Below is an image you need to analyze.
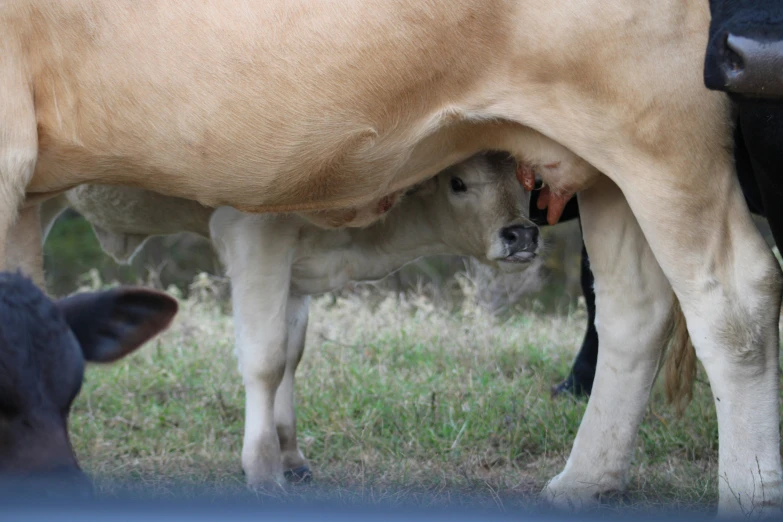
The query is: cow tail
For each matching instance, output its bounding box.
[663,295,697,417]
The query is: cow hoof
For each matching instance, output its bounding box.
[284,466,312,485]
[542,475,624,512]
[541,486,598,512]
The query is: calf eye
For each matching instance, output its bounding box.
[450,177,467,193]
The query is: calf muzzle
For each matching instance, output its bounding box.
[500,225,539,255]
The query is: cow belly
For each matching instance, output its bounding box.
[19,0,509,216]
[28,125,415,215]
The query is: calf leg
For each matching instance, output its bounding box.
[210,207,299,488]
[543,176,674,508]
[275,294,311,483]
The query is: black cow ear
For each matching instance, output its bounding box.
[55,287,178,363]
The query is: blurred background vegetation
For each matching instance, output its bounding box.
[43,208,775,315]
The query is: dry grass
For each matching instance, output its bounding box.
[66,272,783,515]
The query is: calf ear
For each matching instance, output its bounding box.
[55,287,178,363]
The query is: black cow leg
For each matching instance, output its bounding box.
[528,190,599,399]
[551,241,598,398]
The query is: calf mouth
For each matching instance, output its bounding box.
[500,251,537,263]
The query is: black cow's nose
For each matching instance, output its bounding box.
[704,32,783,98]
[500,225,539,254]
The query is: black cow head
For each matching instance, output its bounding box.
[0,272,177,497]
[704,0,783,99]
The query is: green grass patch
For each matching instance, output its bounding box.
[67,284,782,513]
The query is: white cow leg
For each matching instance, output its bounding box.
[275,294,310,483]
[543,176,673,509]
[210,208,298,488]
[617,159,783,517]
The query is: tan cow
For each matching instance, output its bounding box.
[41,152,538,486]
[2,1,780,515]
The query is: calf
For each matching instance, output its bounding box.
[0,271,177,495]
[42,152,538,486]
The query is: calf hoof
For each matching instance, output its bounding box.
[284,466,312,485]
[242,466,287,492]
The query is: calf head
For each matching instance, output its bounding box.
[0,272,177,496]
[419,151,539,267]
[704,0,783,99]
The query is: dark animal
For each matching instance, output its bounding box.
[0,272,178,495]
[703,0,783,255]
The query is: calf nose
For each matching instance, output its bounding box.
[500,225,539,254]
[704,33,783,97]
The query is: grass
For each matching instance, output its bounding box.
[67,273,777,514]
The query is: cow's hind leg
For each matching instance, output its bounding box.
[556,148,783,515]
[276,294,311,484]
[621,154,783,516]
[210,207,299,488]
[543,176,673,508]
[0,48,37,271]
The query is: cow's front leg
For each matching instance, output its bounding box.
[210,207,298,488]
[543,176,673,508]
